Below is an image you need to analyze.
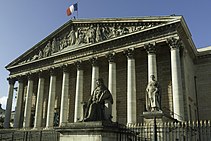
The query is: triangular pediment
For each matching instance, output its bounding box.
[6,16,183,69]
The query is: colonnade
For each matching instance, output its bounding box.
[3,38,185,129]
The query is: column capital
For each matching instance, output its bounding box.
[144,43,156,54]
[7,78,15,85]
[17,76,24,83]
[38,70,45,78]
[26,73,35,80]
[106,52,116,62]
[74,61,83,70]
[124,48,135,59]
[167,37,182,50]
[62,64,70,73]
[89,57,98,66]
[49,67,56,76]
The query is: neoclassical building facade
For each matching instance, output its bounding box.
[3,16,211,129]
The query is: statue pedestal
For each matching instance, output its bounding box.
[56,121,135,141]
[142,110,176,123]
[143,110,164,118]
[142,110,176,140]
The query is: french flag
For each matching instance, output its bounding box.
[66,3,78,16]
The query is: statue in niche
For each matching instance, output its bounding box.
[85,24,96,43]
[43,41,52,57]
[76,28,84,45]
[67,26,76,46]
[95,24,103,42]
[83,78,113,122]
[146,75,161,112]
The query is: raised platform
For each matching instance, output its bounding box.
[56,121,135,141]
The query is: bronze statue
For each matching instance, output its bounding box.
[84,78,113,122]
[146,75,161,112]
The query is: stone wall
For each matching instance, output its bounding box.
[196,56,211,120]
[182,50,197,121]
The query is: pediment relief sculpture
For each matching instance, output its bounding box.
[18,22,162,65]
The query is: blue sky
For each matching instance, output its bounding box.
[0,0,211,109]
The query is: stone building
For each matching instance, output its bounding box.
[3,16,211,129]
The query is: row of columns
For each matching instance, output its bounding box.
[4,37,185,128]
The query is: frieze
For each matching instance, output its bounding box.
[18,22,162,65]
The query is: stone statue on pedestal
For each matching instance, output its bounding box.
[146,75,161,112]
[83,78,113,122]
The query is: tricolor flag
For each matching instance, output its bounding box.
[66,3,78,16]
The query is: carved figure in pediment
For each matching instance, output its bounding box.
[38,50,43,59]
[109,26,117,38]
[136,25,146,30]
[67,26,76,46]
[101,27,109,40]
[51,38,58,53]
[76,28,84,45]
[85,24,96,43]
[43,41,52,57]
[123,27,129,34]
[95,24,103,42]
[31,54,38,61]
[59,36,68,50]
[128,26,136,32]
[116,26,124,36]
[116,26,129,36]
[64,36,68,48]
[27,58,31,62]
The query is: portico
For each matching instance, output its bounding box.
[4,16,194,129]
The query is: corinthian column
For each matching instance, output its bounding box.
[34,73,45,129]
[107,52,117,122]
[3,78,15,128]
[46,69,57,128]
[167,37,184,121]
[74,61,84,122]
[14,78,24,128]
[60,66,70,126]
[90,57,99,93]
[145,43,157,81]
[23,75,34,128]
[125,48,137,124]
